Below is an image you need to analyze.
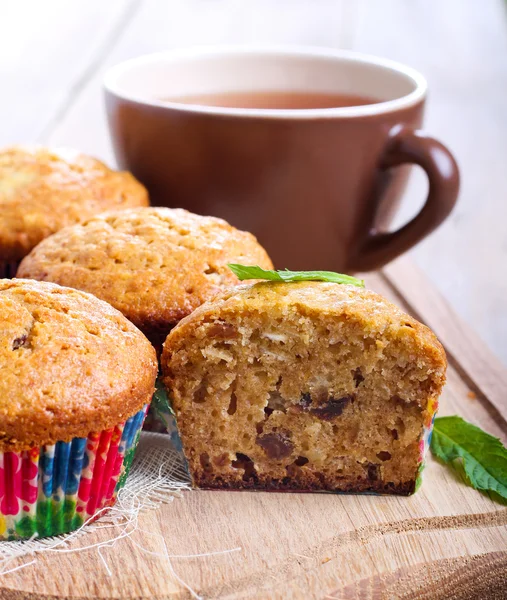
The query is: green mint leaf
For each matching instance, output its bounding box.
[227,264,364,287]
[430,415,507,500]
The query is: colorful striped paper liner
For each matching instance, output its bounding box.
[0,261,21,279]
[0,405,147,540]
[415,395,439,492]
[143,380,183,452]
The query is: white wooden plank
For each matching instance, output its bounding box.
[0,0,140,144]
[352,0,507,366]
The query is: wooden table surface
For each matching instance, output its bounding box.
[1,264,506,600]
[1,0,506,365]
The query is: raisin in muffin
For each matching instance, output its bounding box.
[0,279,157,539]
[161,281,446,495]
[18,207,273,348]
[0,146,148,277]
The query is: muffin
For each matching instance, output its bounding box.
[161,281,446,495]
[18,207,273,436]
[0,146,148,277]
[17,207,273,349]
[0,279,157,539]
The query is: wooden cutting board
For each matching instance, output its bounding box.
[1,258,506,600]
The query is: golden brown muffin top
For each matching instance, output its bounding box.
[0,279,157,452]
[18,207,274,340]
[0,146,149,262]
[162,281,447,381]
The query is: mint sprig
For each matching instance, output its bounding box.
[430,416,507,500]
[228,264,364,287]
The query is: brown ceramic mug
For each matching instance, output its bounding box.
[104,47,459,271]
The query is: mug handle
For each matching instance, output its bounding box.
[348,125,460,272]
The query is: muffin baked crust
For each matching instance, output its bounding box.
[0,279,157,452]
[162,282,446,495]
[18,207,273,342]
[0,146,149,263]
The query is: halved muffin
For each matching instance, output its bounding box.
[161,281,446,495]
[0,146,148,277]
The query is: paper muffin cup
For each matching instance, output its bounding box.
[0,405,147,540]
[0,261,21,279]
[143,380,183,452]
[414,396,439,492]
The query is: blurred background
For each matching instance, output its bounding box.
[1,0,505,363]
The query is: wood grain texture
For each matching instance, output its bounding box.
[0,271,505,600]
[329,552,507,600]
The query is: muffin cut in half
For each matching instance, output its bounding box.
[161,281,446,495]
